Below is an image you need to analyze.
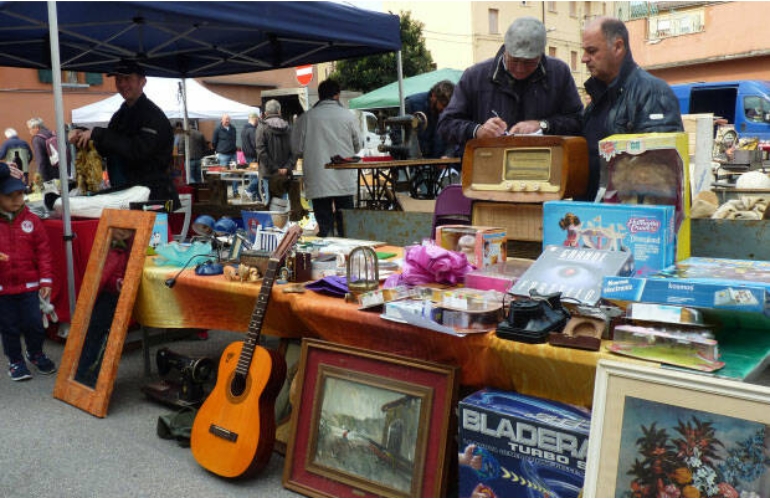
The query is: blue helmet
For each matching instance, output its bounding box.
[192,215,216,236]
[214,217,238,235]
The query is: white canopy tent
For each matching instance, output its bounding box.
[72,77,258,126]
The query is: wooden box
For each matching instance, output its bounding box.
[471,202,543,242]
[461,135,589,203]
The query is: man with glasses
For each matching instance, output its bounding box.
[437,17,582,151]
[581,17,683,202]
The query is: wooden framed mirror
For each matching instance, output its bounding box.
[53,208,155,417]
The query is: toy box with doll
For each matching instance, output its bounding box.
[458,388,591,498]
[435,225,506,268]
[598,132,690,261]
[543,200,676,277]
[601,256,770,314]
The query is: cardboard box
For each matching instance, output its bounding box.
[610,324,723,372]
[510,245,634,306]
[599,132,690,261]
[459,389,591,498]
[602,276,768,314]
[436,225,507,268]
[543,200,676,277]
[465,259,533,292]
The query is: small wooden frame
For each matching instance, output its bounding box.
[283,339,458,497]
[53,208,155,417]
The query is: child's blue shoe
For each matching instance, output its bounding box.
[26,351,57,375]
[9,361,32,381]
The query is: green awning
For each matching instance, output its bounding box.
[349,68,464,110]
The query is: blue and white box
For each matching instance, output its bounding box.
[543,201,676,277]
[459,389,591,498]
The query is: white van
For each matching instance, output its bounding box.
[351,109,391,157]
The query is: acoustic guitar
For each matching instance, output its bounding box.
[191,225,302,479]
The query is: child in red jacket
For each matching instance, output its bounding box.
[0,162,57,381]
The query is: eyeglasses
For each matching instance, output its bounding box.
[504,52,540,70]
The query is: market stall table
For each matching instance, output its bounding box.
[326,158,461,211]
[134,254,624,408]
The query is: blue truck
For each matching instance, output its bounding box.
[671,80,770,140]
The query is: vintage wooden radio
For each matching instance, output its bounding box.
[461,136,589,245]
[461,135,589,202]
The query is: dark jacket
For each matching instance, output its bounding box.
[437,46,583,150]
[212,123,237,155]
[581,52,684,201]
[256,115,294,178]
[0,205,53,296]
[31,128,56,181]
[405,91,453,158]
[91,93,179,208]
[240,121,257,160]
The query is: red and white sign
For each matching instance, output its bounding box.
[295,65,313,87]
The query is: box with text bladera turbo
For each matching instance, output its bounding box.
[458,389,591,498]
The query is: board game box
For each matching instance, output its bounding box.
[543,200,676,277]
[510,245,634,306]
[601,256,770,314]
[459,389,591,498]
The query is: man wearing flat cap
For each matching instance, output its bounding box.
[438,17,583,149]
[69,60,179,209]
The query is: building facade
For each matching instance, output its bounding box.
[382,1,613,100]
[621,1,770,84]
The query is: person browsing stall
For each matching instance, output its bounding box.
[254,99,294,206]
[27,118,61,183]
[406,80,456,159]
[291,79,360,237]
[580,16,683,201]
[212,113,239,198]
[68,61,180,209]
[437,17,583,150]
[0,162,57,381]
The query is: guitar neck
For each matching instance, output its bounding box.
[236,258,280,377]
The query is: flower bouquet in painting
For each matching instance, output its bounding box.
[619,398,770,498]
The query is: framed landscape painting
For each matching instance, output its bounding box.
[283,339,458,497]
[584,359,770,498]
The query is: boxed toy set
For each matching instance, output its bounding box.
[435,225,506,268]
[602,256,770,314]
[510,245,634,306]
[458,388,591,498]
[598,132,691,261]
[542,200,676,277]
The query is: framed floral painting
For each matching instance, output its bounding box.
[584,359,770,498]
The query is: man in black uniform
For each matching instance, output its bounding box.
[69,60,179,209]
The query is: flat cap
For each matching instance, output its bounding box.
[504,17,546,59]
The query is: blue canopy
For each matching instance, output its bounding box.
[0,1,401,77]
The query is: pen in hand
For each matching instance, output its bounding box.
[490,110,509,135]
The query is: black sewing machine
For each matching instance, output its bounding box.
[378,113,427,160]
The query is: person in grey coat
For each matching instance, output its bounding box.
[292,79,360,237]
[437,17,583,154]
[581,16,683,201]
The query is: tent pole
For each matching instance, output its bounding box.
[397,50,405,116]
[180,79,191,184]
[47,0,76,316]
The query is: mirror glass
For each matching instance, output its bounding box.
[53,209,155,417]
[73,227,134,387]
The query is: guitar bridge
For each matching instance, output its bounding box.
[209,424,238,442]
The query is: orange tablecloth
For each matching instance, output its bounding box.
[134,256,619,407]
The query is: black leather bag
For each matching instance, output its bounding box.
[496,290,570,344]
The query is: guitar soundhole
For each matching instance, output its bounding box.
[230,373,247,397]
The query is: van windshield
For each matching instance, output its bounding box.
[744,96,770,123]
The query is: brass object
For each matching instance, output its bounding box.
[346,246,379,295]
